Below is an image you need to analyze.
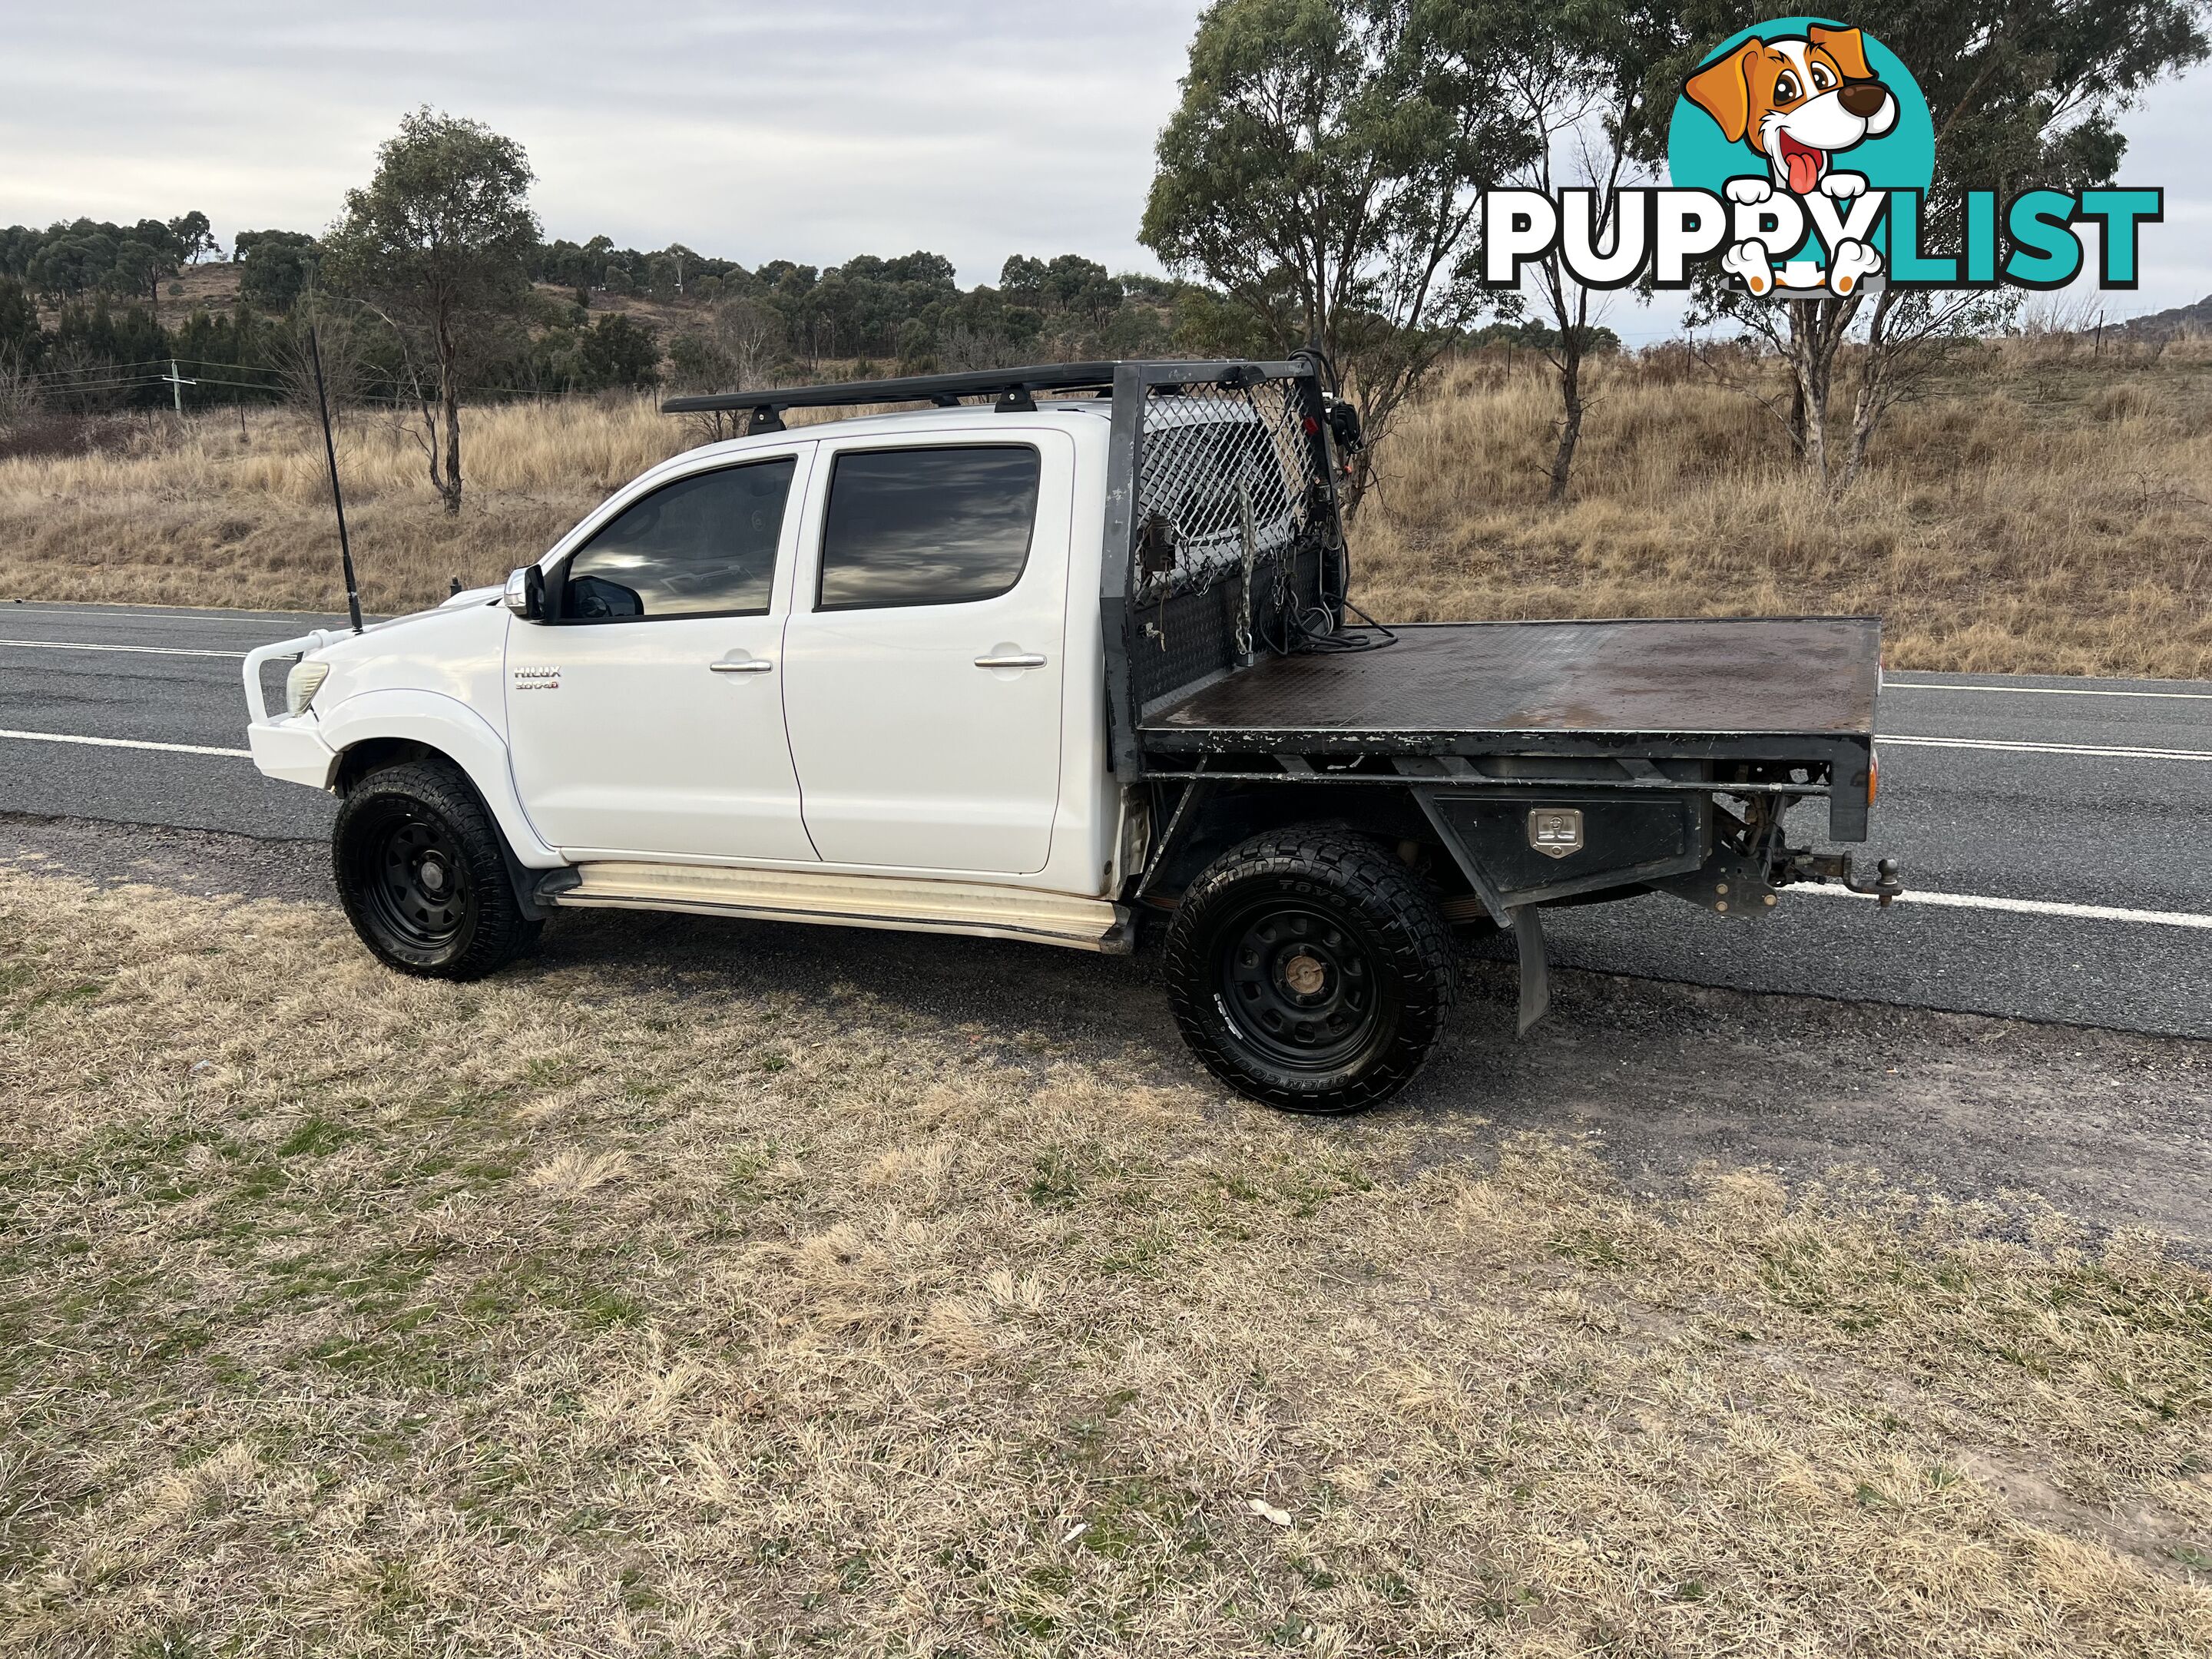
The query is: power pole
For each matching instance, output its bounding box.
[163,359,197,415]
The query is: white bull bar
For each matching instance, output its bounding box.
[240,630,349,724]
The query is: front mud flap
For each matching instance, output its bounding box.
[1512,907,1549,1035]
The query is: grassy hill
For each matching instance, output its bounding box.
[2121,293,2212,342]
[0,333,2206,679]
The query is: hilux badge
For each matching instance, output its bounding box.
[1529,807,1584,859]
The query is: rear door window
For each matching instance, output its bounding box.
[561,456,796,621]
[816,445,1041,611]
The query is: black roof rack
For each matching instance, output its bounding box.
[659,358,1313,432]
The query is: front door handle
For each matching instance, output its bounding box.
[974,653,1047,670]
[710,657,774,674]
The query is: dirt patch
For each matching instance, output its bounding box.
[0,813,335,905]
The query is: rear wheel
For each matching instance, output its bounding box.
[333,760,541,979]
[1164,829,1454,1113]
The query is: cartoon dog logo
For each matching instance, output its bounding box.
[1683,24,1899,294]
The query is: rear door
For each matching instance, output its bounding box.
[779,432,1074,874]
[506,445,819,861]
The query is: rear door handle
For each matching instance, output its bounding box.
[974,653,1047,670]
[710,657,774,674]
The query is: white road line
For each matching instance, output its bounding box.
[1887,681,2212,702]
[1881,733,2212,762]
[5,605,342,624]
[0,637,246,659]
[0,722,2202,935]
[1796,883,2212,930]
[0,727,252,759]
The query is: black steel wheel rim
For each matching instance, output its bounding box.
[360,808,471,951]
[1214,898,1382,1071]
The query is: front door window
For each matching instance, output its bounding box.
[505,451,818,863]
[562,457,795,621]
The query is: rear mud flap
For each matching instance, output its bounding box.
[1512,907,1549,1035]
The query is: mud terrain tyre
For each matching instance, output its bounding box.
[333,759,541,979]
[1164,829,1455,1113]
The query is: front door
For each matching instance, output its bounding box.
[507,445,820,862]
[780,433,1073,874]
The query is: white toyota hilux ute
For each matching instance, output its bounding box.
[245,358,1899,1114]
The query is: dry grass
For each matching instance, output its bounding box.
[2,866,2210,1654]
[0,336,2208,674]
[1357,339,2212,680]
[0,398,689,617]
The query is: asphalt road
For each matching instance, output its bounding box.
[2,599,2207,1038]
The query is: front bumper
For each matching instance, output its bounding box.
[247,716,339,788]
[241,629,350,787]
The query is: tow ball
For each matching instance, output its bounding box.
[1846,857,1906,907]
[1789,852,1907,907]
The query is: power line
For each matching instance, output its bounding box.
[19,363,666,408]
[22,377,166,395]
[169,357,284,379]
[26,358,174,383]
[178,373,293,394]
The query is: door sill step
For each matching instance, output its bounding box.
[544,861,1132,954]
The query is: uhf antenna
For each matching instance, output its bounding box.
[306,316,364,634]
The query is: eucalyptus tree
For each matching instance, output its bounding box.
[1417,0,1678,500]
[1142,0,1541,502]
[323,108,540,515]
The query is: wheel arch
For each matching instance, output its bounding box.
[1141,781,1446,902]
[319,689,564,870]
[334,736,436,792]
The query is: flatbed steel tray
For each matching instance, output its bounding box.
[1137,618,1882,759]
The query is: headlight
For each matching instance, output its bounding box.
[286,660,331,715]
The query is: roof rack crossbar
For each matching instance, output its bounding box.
[658,359,1313,417]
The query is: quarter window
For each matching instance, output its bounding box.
[561,457,796,621]
[817,445,1040,611]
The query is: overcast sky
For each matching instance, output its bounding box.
[5,2,2207,343]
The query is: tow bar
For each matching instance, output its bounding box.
[1786,851,1908,907]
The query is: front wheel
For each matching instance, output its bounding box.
[333,760,541,979]
[1163,830,1455,1113]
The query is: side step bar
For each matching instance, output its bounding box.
[543,861,1134,955]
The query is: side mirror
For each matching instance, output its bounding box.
[504,565,547,621]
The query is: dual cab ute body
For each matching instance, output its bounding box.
[245,358,1896,1110]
